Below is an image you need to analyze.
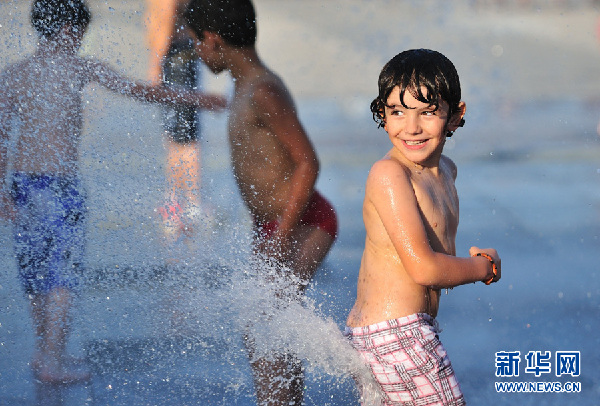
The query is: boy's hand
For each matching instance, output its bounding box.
[470,246,501,284]
[196,93,228,111]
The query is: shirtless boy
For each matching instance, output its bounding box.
[185,1,338,404]
[0,0,224,384]
[346,49,501,405]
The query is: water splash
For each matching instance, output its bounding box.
[163,240,384,405]
[75,223,383,405]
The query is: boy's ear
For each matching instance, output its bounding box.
[378,108,387,129]
[447,101,466,131]
[375,100,387,129]
[203,31,225,50]
[58,24,85,44]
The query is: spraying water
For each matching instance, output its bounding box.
[74,224,383,405]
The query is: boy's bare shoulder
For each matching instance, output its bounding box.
[366,155,413,196]
[440,154,458,180]
[0,58,39,98]
[249,71,294,110]
[1,53,95,82]
[371,154,413,176]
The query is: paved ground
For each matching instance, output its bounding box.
[0,1,599,404]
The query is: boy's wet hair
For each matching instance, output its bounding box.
[370,49,464,134]
[31,0,91,39]
[185,0,257,48]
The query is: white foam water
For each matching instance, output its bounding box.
[159,234,384,405]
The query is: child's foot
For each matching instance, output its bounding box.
[156,199,187,242]
[32,354,91,384]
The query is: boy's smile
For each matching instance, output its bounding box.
[383,86,461,168]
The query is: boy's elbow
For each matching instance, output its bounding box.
[410,272,437,287]
[299,159,319,182]
[405,259,444,287]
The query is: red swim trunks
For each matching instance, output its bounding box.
[255,190,338,240]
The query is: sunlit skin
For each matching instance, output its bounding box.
[145,0,182,86]
[193,31,331,265]
[192,30,335,406]
[347,86,501,327]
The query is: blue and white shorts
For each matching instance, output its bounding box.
[11,173,86,294]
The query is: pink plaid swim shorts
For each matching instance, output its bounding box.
[345,313,466,405]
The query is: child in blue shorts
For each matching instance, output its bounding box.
[0,0,225,384]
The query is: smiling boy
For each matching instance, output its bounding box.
[345,49,501,405]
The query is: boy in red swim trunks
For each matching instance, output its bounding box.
[346,49,501,405]
[185,1,337,404]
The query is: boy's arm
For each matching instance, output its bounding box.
[144,0,178,84]
[252,82,319,243]
[87,59,226,110]
[368,159,499,288]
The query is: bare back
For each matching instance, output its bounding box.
[0,51,91,175]
[347,153,459,327]
[228,68,313,223]
[0,47,150,176]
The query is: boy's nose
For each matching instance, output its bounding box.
[405,115,421,134]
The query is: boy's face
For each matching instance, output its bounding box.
[191,31,227,74]
[383,86,464,167]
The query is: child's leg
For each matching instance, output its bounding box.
[249,227,334,405]
[165,139,201,212]
[32,287,90,383]
[245,335,304,406]
[289,225,336,292]
[30,293,47,359]
[249,353,303,406]
[42,287,72,361]
[159,139,201,241]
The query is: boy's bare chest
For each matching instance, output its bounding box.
[412,174,459,253]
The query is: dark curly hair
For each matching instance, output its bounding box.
[31,0,91,39]
[185,0,257,48]
[370,49,464,135]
